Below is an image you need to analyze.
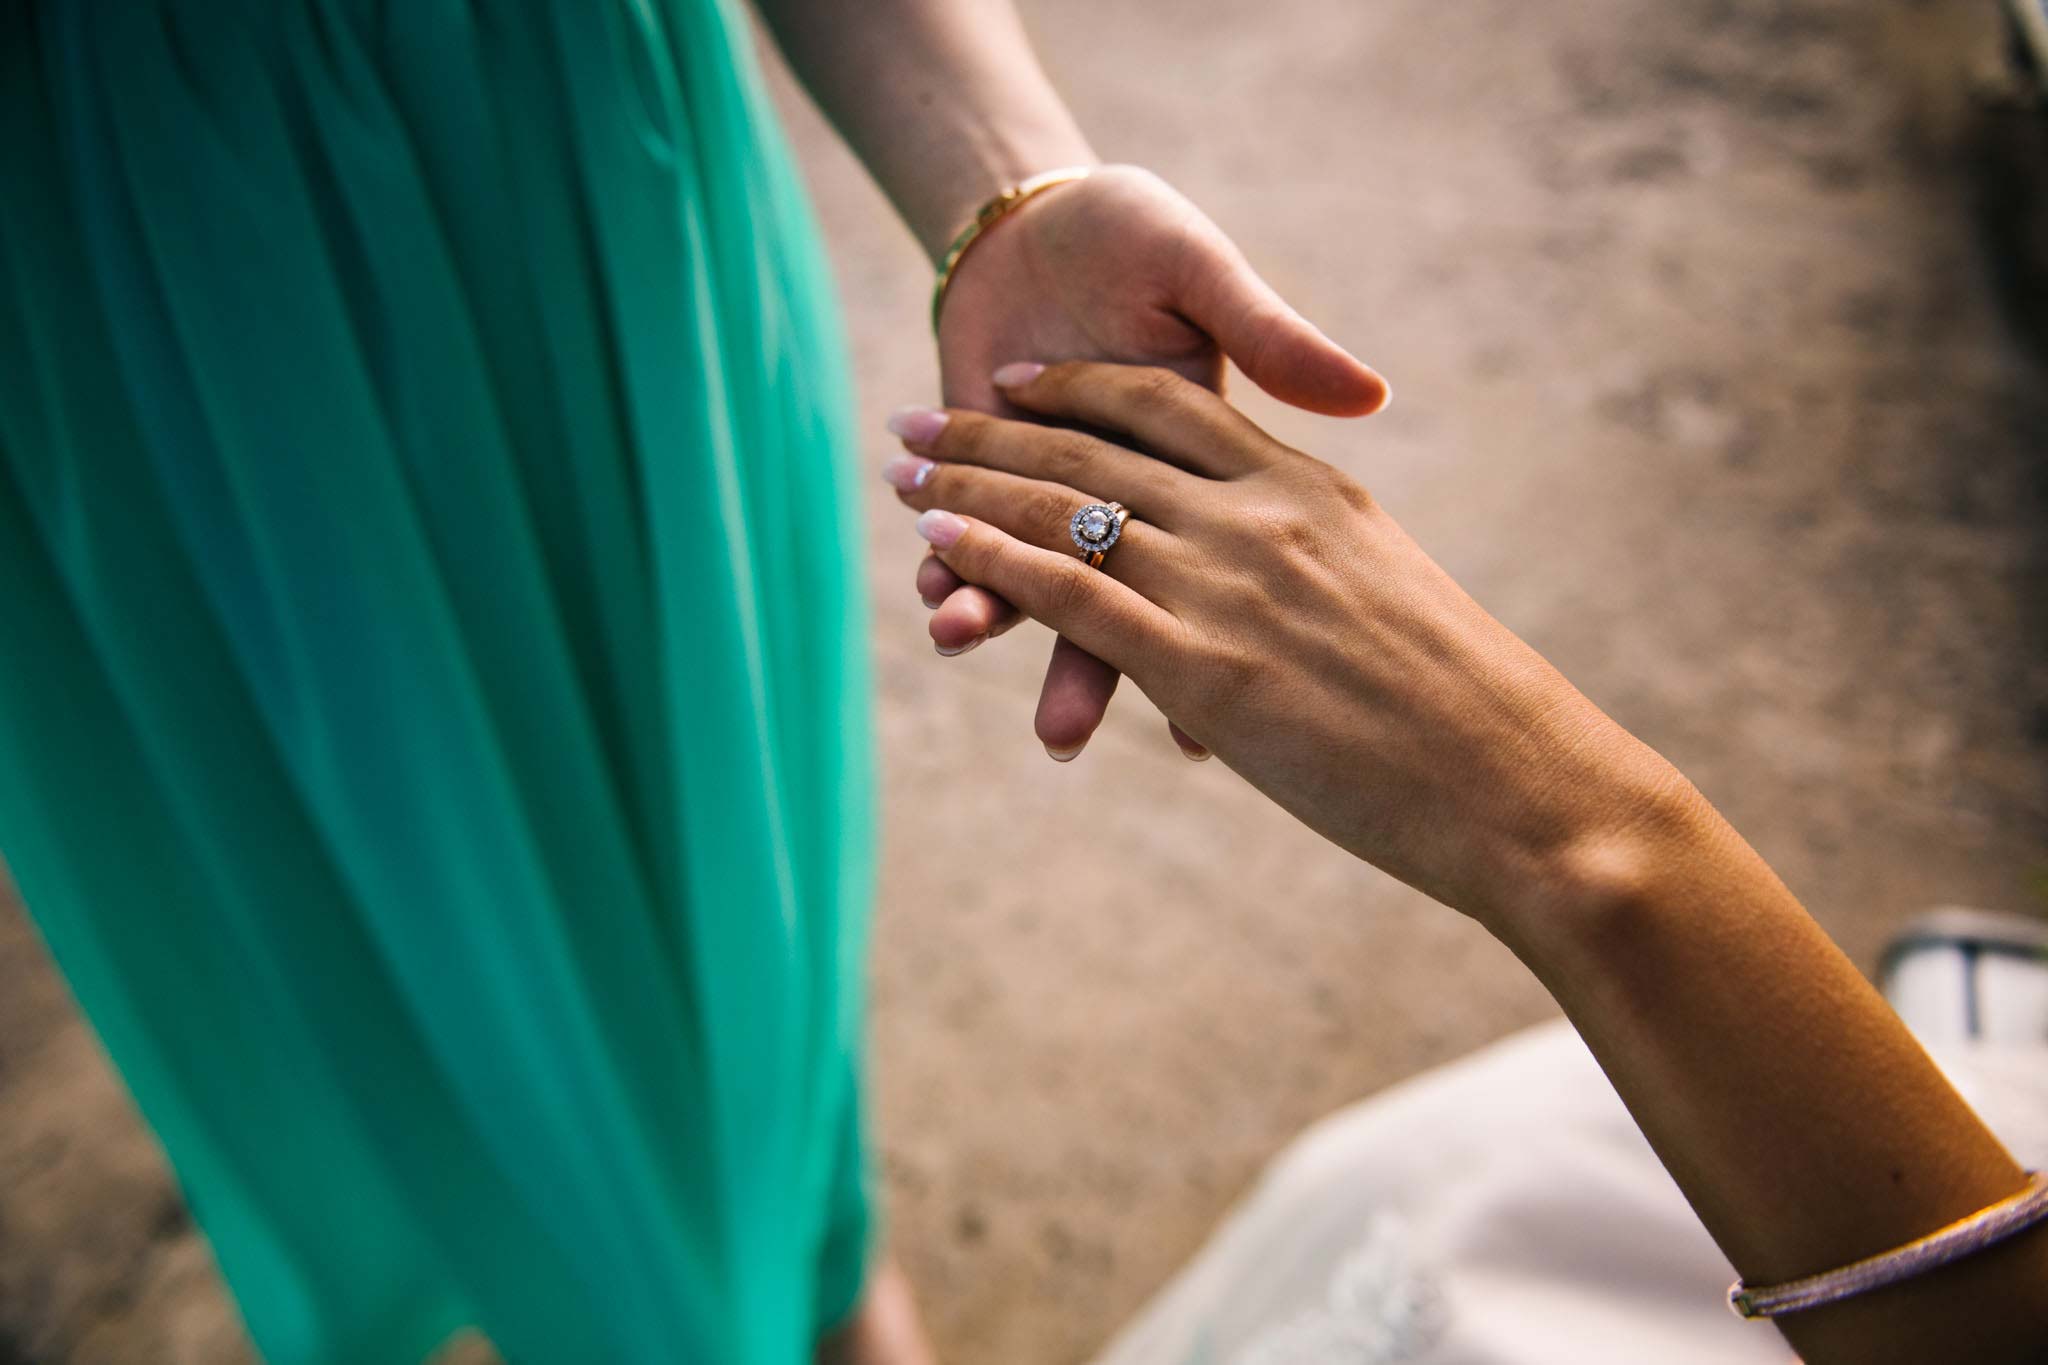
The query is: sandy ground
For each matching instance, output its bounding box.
[4,1,2046,1362]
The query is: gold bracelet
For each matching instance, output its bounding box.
[930,166,1095,333]
[1728,1169,2048,1319]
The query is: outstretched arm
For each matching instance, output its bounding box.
[884,362,2048,1365]
[755,0,1387,759]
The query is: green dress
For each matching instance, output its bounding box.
[0,2,873,1361]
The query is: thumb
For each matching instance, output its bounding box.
[1178,232,1390,417]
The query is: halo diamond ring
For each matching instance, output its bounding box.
[1070,501,1129,569]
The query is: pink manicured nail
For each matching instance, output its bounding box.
[881,455,935,491]
[936,635,984,657]
[1044,743,1084,763]
[992,362,1045,388]
[886,406,950,445]
[916,509,967,549]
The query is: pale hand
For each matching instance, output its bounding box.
[922,166,1389,760]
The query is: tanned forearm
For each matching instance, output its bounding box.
[1496,747,2048,1363]
[750,0,1096,261]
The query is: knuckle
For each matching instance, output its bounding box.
[958,527,1015,593]
[1295,458,1376,516]
[931,465,989,515]
[962,526,1007,579]
[1331,475,1378,518]
[1044,433,1095,483]
[1123,365,1189,413]
[1018,485,1070,539]
[945,413,987,459]
[1233,491,1346,573]
[1040,559,1097,616]
[1279,518,1330,560]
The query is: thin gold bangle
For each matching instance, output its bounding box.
[930,166,1095,333]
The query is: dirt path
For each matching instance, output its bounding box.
[4,2,2043,1361]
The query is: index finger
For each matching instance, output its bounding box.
[993,361,1276,478]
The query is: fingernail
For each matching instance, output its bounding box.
[886,406,950,445]
[935,635,984,657]
[1181,746,1212,762]
[920,595,944,610]
[881,455,936,491]
[993,362,1045,388]
[916,509,967,549]
[1044,743,1084,763]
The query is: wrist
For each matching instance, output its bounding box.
[910,127,1098,264]
[1476,720,1718,953]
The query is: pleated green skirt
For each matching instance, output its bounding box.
[0,2,873,1361]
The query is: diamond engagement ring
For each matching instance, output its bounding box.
[1070,501,1129,569]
